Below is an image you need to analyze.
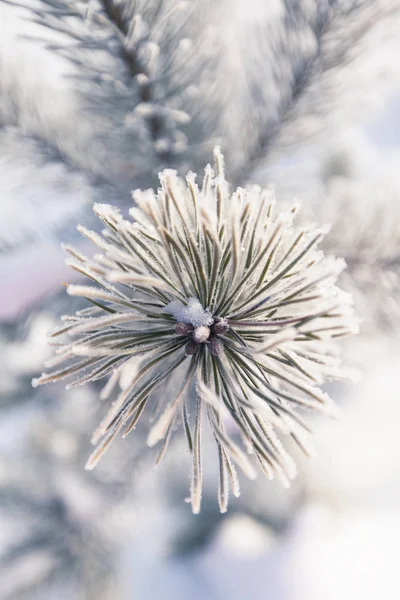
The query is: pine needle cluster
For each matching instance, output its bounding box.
[33,148,358,512]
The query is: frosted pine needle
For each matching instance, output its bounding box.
[33,148,358,513]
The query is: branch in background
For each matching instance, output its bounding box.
[320,177,400,331]
[4,0,226,185]
[0,303,151,599]
[0,126,124,254]
[236,0,400,184]
[3,0,399,188]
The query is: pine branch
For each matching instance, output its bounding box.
[0,126,124,254]
[4,0,225,183]
[235,0,400,184]
[0,310,149,598]
[320,178,400,331]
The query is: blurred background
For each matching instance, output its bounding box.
[1,1,400,599]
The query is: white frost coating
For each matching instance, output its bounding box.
[165,298,213,327]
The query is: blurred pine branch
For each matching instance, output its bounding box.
[321,178,400,331]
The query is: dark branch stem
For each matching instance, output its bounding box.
[100,0,166,147]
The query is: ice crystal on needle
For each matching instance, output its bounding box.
[33,148,358,513]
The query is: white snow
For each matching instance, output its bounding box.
[165,298,213,327]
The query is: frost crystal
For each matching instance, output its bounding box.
[33,148,359,514]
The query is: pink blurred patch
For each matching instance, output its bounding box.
[0,243,84,321]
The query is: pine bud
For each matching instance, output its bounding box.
[175,322,193,335]
[192,326,210,343]
[208,337,224,356]
[185,339,199,355]
[213,318,229,335]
